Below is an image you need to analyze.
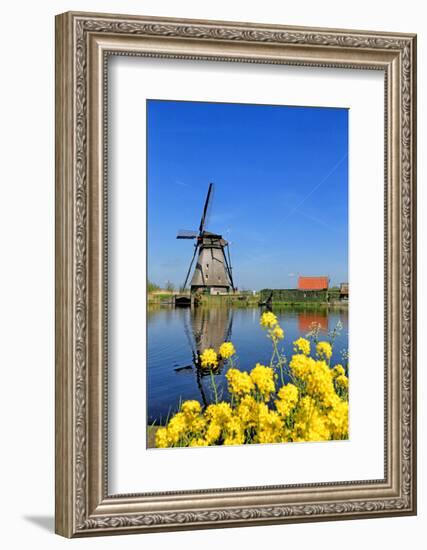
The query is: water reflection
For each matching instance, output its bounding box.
[147,305,348,424]
[191,306,233,354]
[298,310,329,333]
[177,307,235,408]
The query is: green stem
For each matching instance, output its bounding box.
[210,368,219,404]
[271,338,285,386]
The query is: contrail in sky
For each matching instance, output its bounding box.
[287,153,348,217]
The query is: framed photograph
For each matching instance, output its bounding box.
[55,11,417,537]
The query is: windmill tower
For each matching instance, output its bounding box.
[177,183,235,295]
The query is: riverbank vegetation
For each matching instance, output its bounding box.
[148,280,348,307]
[148,293,348,308]
[154,312,349,448]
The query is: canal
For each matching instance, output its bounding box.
[147,305,348,425]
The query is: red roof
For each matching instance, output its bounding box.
[298,276,329,291]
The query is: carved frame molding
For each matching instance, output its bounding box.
[55,11,416,537]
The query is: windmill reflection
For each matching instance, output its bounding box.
[191,307,233,355]
[175,306,233,407]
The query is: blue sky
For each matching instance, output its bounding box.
[147,100,348,290]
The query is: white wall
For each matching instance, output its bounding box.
[0,1,424,548]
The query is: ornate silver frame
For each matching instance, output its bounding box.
[55,11,417,537]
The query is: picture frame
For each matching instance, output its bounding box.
[55,11,417,537]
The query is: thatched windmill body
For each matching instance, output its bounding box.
[177,183,235,294]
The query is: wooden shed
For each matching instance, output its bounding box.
[340,282,349,300]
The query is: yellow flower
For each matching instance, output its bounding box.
[190,416,206,433]
[335,374,349,390]
[293,337,311,356]
[316,341,332,361]
[204,421,222,445]
[236,394,258,427]
[226,368,254,396]
[260,311,278,329]
[326,399,349,439]
[332,364,345,378]
[292,396,331,442]
[205,402,233,425]
[181,400,201,419]
[189,438,209,447]
[276,384,299,418]
[223,436,244,446]
[250,364,275,400]
[289,353,316,378]
[200,348,218,368]
[165,412,187,445]
[271,325,284,340]
[155,427,169,448]
[219,341,236,360]
[223,416,245,445]
[255,403,283,443]
[290,355,336,407]
[277,383,299,403]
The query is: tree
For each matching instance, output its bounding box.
[165,280,175,292]
[148,280,160,292]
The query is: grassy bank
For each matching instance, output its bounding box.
[190,295,348,308]
[148,290,176,304]
[147,291,349,308]
[265,301,348,308]
[147,425,160,448]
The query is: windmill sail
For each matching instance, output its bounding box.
[177,229,199,239]
[177,183,235,294]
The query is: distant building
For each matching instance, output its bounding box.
[297,276,329,291]
[340,282,349,300]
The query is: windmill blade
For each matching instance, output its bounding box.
[198,182,213,235]
[182,310,197,356]
[223,243,236,291]
[182,243,199,290]
[177,229,198,239]
[226,309,234,341]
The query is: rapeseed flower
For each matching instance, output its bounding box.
[155,427,169,448]
[293,337,311,356]
[275,383,299,418]
[332,364,346,378]
[236,394,258,428]
[271,325,284,340]
[219,341,236,360]
[181,400,201,419]
[260,311,278,329]
[189,438,209,447]
[316,341,332,361]
[255,403,283,443]
[335,374,349,390]
[204,421,222,445]
[226,368,254,396]
[205,402,233,425]
[223,416,245,445]
[200,348,218,368]
[327,399,349,439]
[250,364,275,400]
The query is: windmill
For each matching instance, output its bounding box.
[177,183,235,294]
